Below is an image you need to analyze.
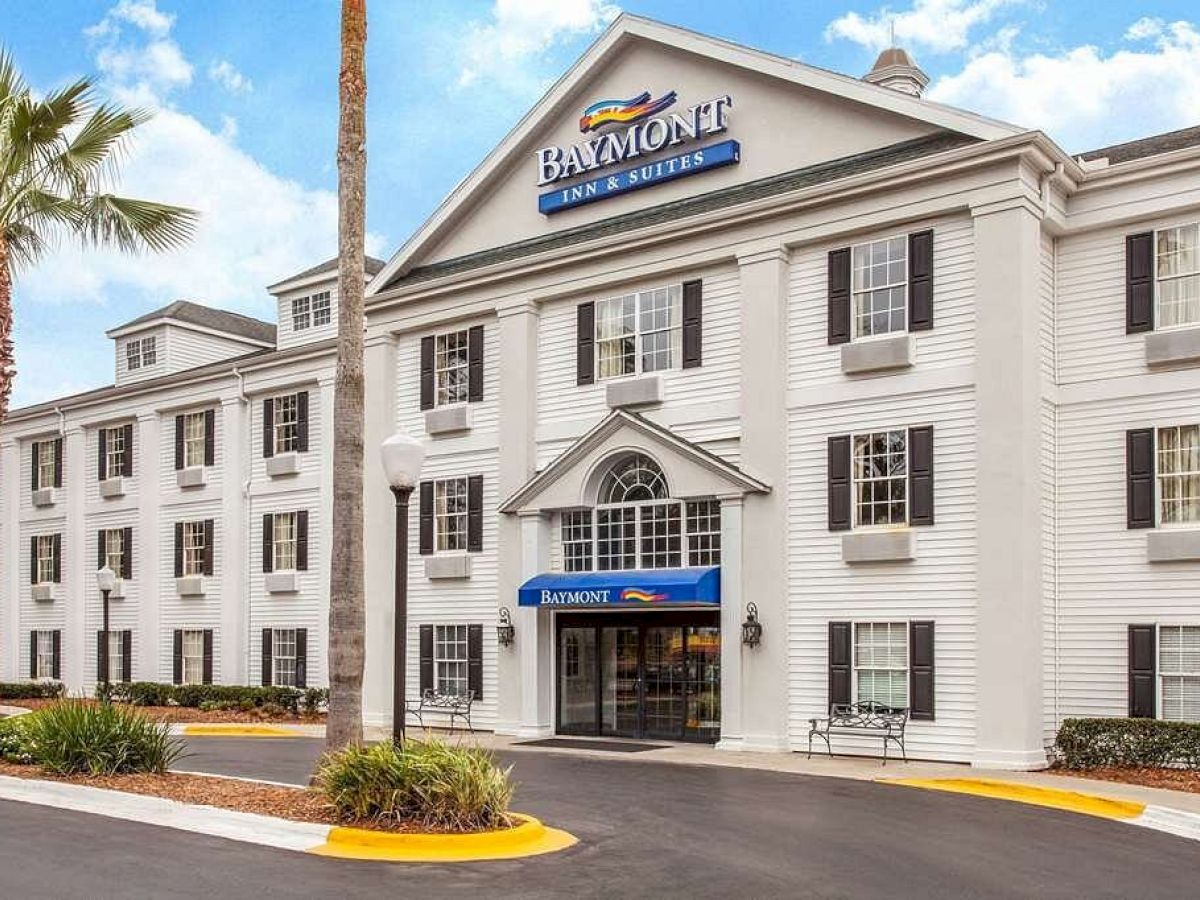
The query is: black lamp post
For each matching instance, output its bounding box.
[380,431,426,746]
[741,602,763,648]
[96,565,117,698]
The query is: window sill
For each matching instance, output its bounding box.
[842,530,916,564]
[99,477,126,498]
[31,584,55,602]
[425,554,472,580]
[1147,529,1200,562]
[265,572,298,593]
[1145,326,1200,368]
[841,334,914,375]
[265,453,301,477]
[176,576,206,597]
[425,404,471,437]
[32,488,56,508]
[177,467,206,489]
[606,374,663,409]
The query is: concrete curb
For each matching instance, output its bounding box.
[0,705,31,718]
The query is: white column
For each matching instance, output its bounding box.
[516,511,553,738]
[317,376,336,688]
[135,413,161,681]
[715,495,745,750]
[972,197,1047,770]
[63,426,86,691]
[1,440,19,682]
[219,395,247,685]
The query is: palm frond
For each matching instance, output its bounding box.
[4,222,52,272]
[75,194,198,255]
[58,103,148,189]
[0,49,28,109]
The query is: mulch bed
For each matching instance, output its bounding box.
[4,698,324,725]
[1049,766,1200,794]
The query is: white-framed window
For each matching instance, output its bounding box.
[291,296,311,331]
[125,336,157,371]
[685,500,721,566]
[435,624,469,696]
[595,284,682,380]
[273,512,297,572]
[561,510,593,572]
[1156,424,1200,526]
[851,236,908,340]
[182,522,206,577]
[102,528,124,574]
[182,411,206,469]
[34,630,55,680]
[107,631,125,684]
[1160,625,1200,722]
[273,393,300,454]
[33,440,56,491]
[272,628,298,688]
[311,291,331,327]
[854,622,908,709]
[1155,224,1200,329]
[181,630,205,685]
[103,426,126,478]
[852,430,908,528]
[435,330,469,406]
[434,478,468,553]
[35,534,56,584]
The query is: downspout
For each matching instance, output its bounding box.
[54,406,65,435]
[232,366,252,681]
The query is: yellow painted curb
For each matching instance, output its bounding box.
[307,813,578,862]
[182,725,301,737]
[883,778,1146,820]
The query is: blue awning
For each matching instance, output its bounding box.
[518,567,720,608]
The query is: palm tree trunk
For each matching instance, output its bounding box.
[327,0,368,750]
[0,234,13,425]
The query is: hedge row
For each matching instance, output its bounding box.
[0,682,64,700]
[1055,717,1200,769]
[105,682,328,715]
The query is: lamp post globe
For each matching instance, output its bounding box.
[96,565,117,696]
[380,430,426,491]
[96,565,117,595]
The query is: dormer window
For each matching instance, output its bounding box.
[292,291,331,332]
[125,336,157,371]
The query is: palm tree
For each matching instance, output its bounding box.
[0,51,197,423]
[327,0,368,750]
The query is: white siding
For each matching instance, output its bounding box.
[165,325,263,373]
[276,282,339,350]
[115,327,167,386]
[157,499,224,681]
[250,385,324,483]
[83,509,140,689]
[84,420,139,507]
[18,517,69,679]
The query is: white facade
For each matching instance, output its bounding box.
[5,15,1200,767]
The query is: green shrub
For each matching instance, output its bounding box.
[317,739,514,831]
[110,682,173,707]
[106,682,307,713]
[0,681,64,700]
[0,716,33,764]
[20,698,186,776]
[1055,717,1200,770]
[302,688,329,715]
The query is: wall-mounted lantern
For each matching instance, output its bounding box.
[741,602,763,648]
[497,607,516,648]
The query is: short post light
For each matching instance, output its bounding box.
[380,429,427,746]
[496,607,515,648]
[741,602,763,648]
[96,565,118,697]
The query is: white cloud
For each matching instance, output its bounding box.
[208,59,252,95]
[927,19,1200,152]
[826,0,1020,54]
[88,0,192,104]
[456,0,620,91]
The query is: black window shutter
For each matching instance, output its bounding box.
[98,428,108,481]
[51,630,61,680]
[682,279,703,368]
[908,230,934,331]
[122,424,134,476]
[827,435,852,531]
[262,514,274,573]
[296,391,309,452]
[419,481,434,555]
[467,474,484,553]
[121,631,132,683]
[420,335,436,410]
[1128,624,1157,718]
[827,248,852,345]
[261,629,273,686]
[262,398,275,458]
[52,534,61,583]
[122,526,133,580]
[172,630,183,684]
[29,536,36,585]
[53,438,63,488]
[909,621,935,720]
[203,409,215,466]
[467,325,485,402]
[174,415,184,470]
[202,519,215,576]
[96,630,106,683]
[468,624,484,701]
[419,624,435,693]
[295,629,308,689]
[31,442,38,491]
[908,426,935,526]
[202,630,214,685]
[1127,429,1156,529]
[29,632,37,678]
[97,529,106,571]
[1126,232,1154,334]
[173,522,184,578]
[296,510,309,571]
[576,302,595,385]
[828,622,852,709]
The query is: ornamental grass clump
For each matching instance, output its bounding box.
[318,739,514,831]
[19,698,185,776]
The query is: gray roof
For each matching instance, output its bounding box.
[1079,124,1200,165]
[383,131,978,291]
[273,255,386,286]
[112,300,276,345]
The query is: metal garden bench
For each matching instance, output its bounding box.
[808,701,909,764]
[409,688,476,733]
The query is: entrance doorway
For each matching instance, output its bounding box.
[556,611,720,743]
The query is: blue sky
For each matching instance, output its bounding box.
[3,0,1199,406]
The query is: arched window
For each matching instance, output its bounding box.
[598,454,669,504]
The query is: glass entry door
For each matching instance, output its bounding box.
[601,627,639,737]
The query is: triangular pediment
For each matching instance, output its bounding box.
[370,14,1019,294]
[499,410,769,514]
